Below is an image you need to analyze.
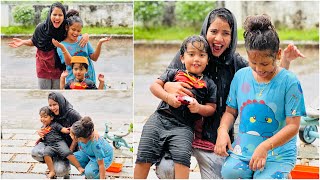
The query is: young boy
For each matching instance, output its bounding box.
[37,106,84,178]
[134,35,217,179]
[60,56,104,90]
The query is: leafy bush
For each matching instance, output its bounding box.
[175,1,215,29]
[134,1,164,28]
[12,5,35,26]
[40,7,50,22]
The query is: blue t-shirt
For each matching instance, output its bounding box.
[227,67,306,164]
[57,36,96,83]
[78,137,113,161]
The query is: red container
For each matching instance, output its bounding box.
[106,162,123,173]
[291,165,319,179]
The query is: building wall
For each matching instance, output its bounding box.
[1,1,133,27]
[225,1,319,29]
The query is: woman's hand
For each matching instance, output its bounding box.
[8,38,25,48]
[214,129,233,157]
[79,33,89,47]
[249,142,268,171]
[52,39,63,48]
[282,43,305,63]
[92,130,100,140]
[188,98,200,113]
[163,82,193,97]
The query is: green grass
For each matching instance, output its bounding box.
[135,26,319,41]
[1,26,133,35]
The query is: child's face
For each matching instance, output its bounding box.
[247,49,280,78]
[181,42,209,76]
[72,63,87,81]
[40,111,53,126]
[48,99,59,115]
[206,17,231,57]
[67,22,82,42]
[50,7,64,28]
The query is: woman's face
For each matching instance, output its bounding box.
[247,50,280,79]
[48,99,59,115]
[50,7,64,28]
[206,17,232,57]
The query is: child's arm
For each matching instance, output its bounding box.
[8,38,33,48]
[60,71,68,90]
[98,74,105,90]
[89,37,111,61]
[52,39,72,65]
[69,139,78,152]
[188,100,216,117]
[150,79,182,108]
[249,116,300,171]
[97,159,106,179]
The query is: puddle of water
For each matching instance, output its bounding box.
[1,38,133,89]
[1,90,133,131]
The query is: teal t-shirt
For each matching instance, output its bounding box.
[57,36,96,83]
[227,67,306,165]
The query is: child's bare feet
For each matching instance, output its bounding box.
[77,166,85,175]
[46,171,56,179]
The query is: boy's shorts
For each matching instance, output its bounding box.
[135,111,194,167]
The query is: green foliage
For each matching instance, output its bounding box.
[134,1,164,28]
[175,1,214,29]
[40,7,50,22]
[12,5,35,26]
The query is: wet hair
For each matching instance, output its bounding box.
[39,106,53,117]
[243,14,279,58]
[209,8,234,33]
[180,35,210,58]
[66,9,83,27]
[71,116,94,138]
[71,63,88,70]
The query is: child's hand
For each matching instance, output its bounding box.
[249,143,268,171]
[61,70,68,78]
[98,74,105,82]
[282,43,305,63]
[52,39,63,48]
[99,37,111,44]
[187,98,200,113]
[167,94,181,108]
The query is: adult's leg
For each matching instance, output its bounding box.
[155,154,175,179]
[38,78,52,89]
[253,161,294,179]
[51,79,60,89]
[192,148,225,179]
[31,142,45,162]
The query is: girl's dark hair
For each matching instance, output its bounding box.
[66,9,83,27]
[243,14,279,58]
[71,116,94,138]
[180,35,210,58]
[39,106,53,116]
[71,63,88,70]
[209,8,234,33]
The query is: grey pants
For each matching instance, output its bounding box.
[155,148,225,179]
[38,78,60,89]
[31,142,70,177]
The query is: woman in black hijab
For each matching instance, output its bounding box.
[8,2,88,89]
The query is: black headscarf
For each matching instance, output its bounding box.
[31,2,67,70]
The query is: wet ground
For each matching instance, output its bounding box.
[1,37,133,90]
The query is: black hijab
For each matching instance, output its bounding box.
[31,2,67,70]
[48,92,74,120]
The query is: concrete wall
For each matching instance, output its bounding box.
[1,1,133,27]
[225,1,319,29]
